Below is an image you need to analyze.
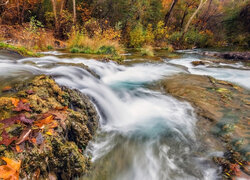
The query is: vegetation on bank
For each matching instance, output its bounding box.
[0,42,41,57]
[0,0,249,56]
[67,28,124,60]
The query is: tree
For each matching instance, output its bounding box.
[72,0,76,25]
[183,0,208,34]
[50,0,58,30]
[164,0,178,26]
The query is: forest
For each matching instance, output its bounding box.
[0,0,249,57]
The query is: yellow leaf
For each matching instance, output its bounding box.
[0,157,21,180]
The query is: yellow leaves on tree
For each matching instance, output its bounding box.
[0,157,21,180]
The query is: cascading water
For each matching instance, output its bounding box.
[0,53,237,180]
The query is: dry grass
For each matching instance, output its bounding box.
[0,24,60,51]
[67,31,124,55]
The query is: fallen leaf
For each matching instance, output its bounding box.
[0,114,33,129]
[30,138,37,144]
[55,106,68,111]
[21,99,28,103]
[46,129,53,136]
[35,132,44,145]
[230,164,241,176]
[34,115,56,129]
[2,86,12,92]
[19,114,33,124]
[0,116,19,129]
[26,90,34,95]
[0,157,21,180]
[15,145,22,153]
[13,101,31,112]
[16,128,32,145]
[11,98,19,107]
[44,109,68,130]
[0,130,17,146]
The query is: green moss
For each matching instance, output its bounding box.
[0,42,42,57]
[47,45,53,50]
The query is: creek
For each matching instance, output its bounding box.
[0,50,249,180]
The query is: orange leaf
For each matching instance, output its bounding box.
[34,115,58,130]
[15,145,22,153]
[21,99,28,103]
[34,115,54,128]
[10,98,19,107]
[2,86,12,92]
[30,138,37,144]
[0,157,21,180]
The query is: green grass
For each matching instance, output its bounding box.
[70,45,124,62]
[0,42,42,57]
[70,45,118,55]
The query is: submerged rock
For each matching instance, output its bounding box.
[158,74,250,179]
[203,51,250,61]
[0,75,99,179]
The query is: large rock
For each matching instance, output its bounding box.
[159,74,250,179]
[0,75,99,179]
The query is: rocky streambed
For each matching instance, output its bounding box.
[158,74,250,179]
[0,75,98,179]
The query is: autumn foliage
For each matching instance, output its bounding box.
[0,0,249,50]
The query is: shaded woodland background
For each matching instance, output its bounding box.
[0,0,249,52]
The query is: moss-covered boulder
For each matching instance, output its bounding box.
[0,75,98,179]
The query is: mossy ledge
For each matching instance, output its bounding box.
[0,42,42,57]
[0,75,99,179]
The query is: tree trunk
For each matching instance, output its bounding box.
[164,0,178,26]
[51,0,58,30]
[72,0,76,25]
[16,0,20,24]
[183,0,208,34]
[180,9,188,29]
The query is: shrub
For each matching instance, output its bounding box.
[169,31,182,44]
[47,45,53,50]
[129,25,145,48]
[154,21,167,41]
[97,46,117,55]
[145,24,155,45]
[140,45,154,56]
[68,28,124,57]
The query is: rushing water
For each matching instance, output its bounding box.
[1,51,249,180]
